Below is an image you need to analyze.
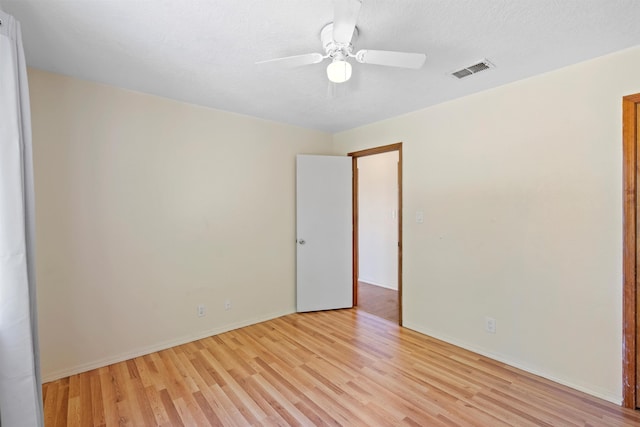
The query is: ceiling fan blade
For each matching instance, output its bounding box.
[332,0,362,44]
[256,53,324,68]
[355,49,426,69]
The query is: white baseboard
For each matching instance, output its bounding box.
[358,279,398,291]
[42,309,294,383]
[402,321,621,406]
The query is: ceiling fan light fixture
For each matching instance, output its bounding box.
[258,1,427,84]
[327,58,352,83]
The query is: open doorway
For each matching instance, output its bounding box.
[349,143,402,325]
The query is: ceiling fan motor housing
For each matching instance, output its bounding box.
[321,23,358,59]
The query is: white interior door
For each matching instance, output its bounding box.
[296,154,352,312]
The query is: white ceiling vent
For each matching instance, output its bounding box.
[451,59,494,79]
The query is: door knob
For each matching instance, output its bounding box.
[298,239,306,245]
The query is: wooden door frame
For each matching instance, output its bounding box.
[623,93,640,408]
[349,143,403,325]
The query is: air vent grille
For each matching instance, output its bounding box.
[452,69,472,79]
[451,59,494,79]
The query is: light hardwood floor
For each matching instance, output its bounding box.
[43,309,640,426]
[357,281,399,324]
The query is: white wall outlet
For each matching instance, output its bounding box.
[224,299,232,311]
[416,211,424,223]
[485,316,496,334]
[197,304,206,317]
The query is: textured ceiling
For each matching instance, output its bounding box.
[2,0,640,133]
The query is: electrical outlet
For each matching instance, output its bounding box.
[197,304,206,317]
[224,299,232,311]
[485,316,496,334]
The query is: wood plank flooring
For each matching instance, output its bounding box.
[357,281,399,324]
[43,309,640,426]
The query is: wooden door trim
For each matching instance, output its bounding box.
[623,93,640,408]
[348,143,403,325]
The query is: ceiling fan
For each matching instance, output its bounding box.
[257,0,426,83]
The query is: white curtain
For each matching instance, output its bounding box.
[0,9,44,427]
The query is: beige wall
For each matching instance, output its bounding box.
[28,69,333,380]
[333,46,640,403]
